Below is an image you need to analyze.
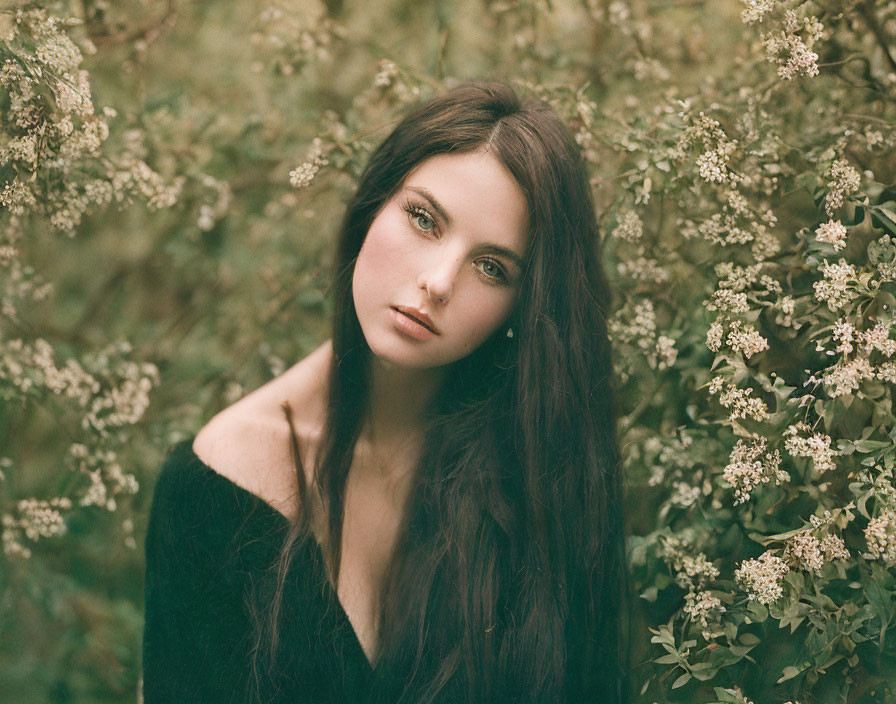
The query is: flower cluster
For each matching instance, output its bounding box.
[741,0,775,25]
[813,259,857,312]
[854,321,895,358]
[814,219,848,251]
[668,481,702,508]
[673,110,742,188]
[2,497,72,559]
[863,509,896,565]
[706,320,724,352]
[831,318,855,355]
[683,589,726,640]
[289,137,330,189]
[735,551,789,604]
[83,357,160,434]
[616,255,669,283]
[611,210,643,242]
[783,423,837,473]
[726,320,770,359]
[196,174,233,232]
[722,436,787,504]
[0,10,178,233]
[751,7,824,80]
[708,377,770,422]
[697,141,739,185]
[373,58,399,88]
[822,357,874,398]
[661,536,721,591]
[785,529,850,572]
[369,57,423,102]
[706,289,749,314]
[774,294,797,328]
[878,361,896,383]
[641,430,699,487]
[869,234,896,280]
[608,298,679,377]
[816,317,895,395]
[824,159,861,217]
[69,443,138,512]
[717,261,763,291]
[1,337,94,400]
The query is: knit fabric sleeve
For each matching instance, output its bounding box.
[141,441,259,704]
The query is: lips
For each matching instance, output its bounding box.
[392,306,440,335]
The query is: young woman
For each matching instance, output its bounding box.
[143,82,628,703]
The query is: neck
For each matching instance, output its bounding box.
[363,356,445,447]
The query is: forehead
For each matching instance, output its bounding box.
[402,151,530,254]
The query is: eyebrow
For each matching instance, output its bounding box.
[406,186,526,270]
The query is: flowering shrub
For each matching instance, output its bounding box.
[605,1,896,700]
[1,4,170,698]
[1,0,894,701]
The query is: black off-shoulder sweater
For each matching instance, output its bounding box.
[142,439,385,703]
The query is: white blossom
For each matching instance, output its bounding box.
[820,533,850,562]
[707,320,724,352]
[726,320,769,358]
[709,379,770,422]
[741,0,776,25]
[813,259,856,311]
[824,159,861,216]
[723,436,787,504]
[683,589,726,639]
[786,530,824,571]
[814,219,848,251]
[784,423,837,473]
[832,318,855,355]
[823,357,874,397]
[735,551,789,604]
[290,138,329,189]
[864,509,896,565]
[612,210,643,242]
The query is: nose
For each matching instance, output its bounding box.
[417,250,464,304]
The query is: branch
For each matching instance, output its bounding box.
[857,0,896,73]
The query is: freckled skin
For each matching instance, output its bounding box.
[352,150,529,370]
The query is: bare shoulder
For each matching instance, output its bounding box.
[192,340,332,521]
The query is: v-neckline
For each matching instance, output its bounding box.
[185,440,378,673]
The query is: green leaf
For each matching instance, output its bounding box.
[870,204,896,236]
[640,585,659,602]
[654,653,680,664]
[671,672,691,689]
[777,663,808,683]
[746,600,769,623]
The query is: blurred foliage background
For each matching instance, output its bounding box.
[1,0,895,702]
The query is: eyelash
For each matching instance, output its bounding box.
[400,199,510,284]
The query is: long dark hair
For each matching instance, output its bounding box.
[255,82,628,703]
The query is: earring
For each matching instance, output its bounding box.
[506,327,514,338]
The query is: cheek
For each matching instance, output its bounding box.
[453,289,517,351]
[354,213,411,294]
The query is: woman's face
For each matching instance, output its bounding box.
[352,150,529,370]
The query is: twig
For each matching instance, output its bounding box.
[839,112,896,126]
[857,0,896,73]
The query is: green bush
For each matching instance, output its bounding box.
[1,1,893,702]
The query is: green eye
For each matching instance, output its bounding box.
[403,201,437,233]
[477,258,506,281]
[413,212,435,231]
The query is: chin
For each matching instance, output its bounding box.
[364,335,455,371]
